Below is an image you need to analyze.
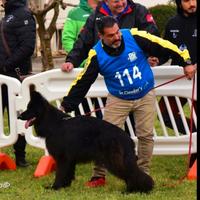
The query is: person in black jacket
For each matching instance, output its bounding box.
[0,0,36,167]
[158,0,197,167]
[160,0,196,64]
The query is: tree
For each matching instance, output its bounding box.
[168,0,176,5]
[149,4,176,36]
[28,0,76,71]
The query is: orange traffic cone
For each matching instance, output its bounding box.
[187,159,197,180]
[34,155,56,178]
[0,153,16,170]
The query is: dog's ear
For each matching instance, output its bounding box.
[30,91,43,100]
[30,91,49,106]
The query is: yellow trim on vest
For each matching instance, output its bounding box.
[130,28,190,62]
[67,49,97,94]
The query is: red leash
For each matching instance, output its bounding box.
[187,75,196,171]
[84,74,196,187]
[162,75,196,188]
[153,74,186,89]
[85,74,187,115]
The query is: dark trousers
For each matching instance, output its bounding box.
[1,84,26,160]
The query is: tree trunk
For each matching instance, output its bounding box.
[38,30,54,71]
[35,11,55,71]
[28,0,76,71]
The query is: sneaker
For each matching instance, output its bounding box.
[85,177,106,187]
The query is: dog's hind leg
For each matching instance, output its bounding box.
[52,159,76,190]
[108,154,154,193]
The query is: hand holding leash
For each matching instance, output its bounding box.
[148,56,159,67]
[184,64,197,80]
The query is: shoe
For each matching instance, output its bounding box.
[85,177,106,187]
[16,159,29,167]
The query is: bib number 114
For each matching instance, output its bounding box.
[115,65,142,87]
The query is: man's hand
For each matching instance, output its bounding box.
[61,62,74,72]
[184,64,197,80]
[60,97,75,113]
[148,56,159,67]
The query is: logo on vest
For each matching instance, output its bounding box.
[119,87,143,96]
[128,52,137,62]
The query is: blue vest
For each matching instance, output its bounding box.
[94,29,154,100]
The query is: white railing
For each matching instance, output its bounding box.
[0,75,21,148]
[0,66,197,155]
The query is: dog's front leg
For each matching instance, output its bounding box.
[52,160,75,190]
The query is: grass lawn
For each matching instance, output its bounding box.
[0,144,197,200]
[1,101,197,199]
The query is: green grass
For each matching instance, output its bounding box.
[1,102,196,199]
[0,145,197,200]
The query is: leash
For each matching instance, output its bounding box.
[187,75,196,171]
[162,75,196,188]
[83,74,196,187]
[85,74,187,116]
[153,74,186,89]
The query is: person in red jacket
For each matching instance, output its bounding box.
[61,0,159,72]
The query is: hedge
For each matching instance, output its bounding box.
[149,4,176,36]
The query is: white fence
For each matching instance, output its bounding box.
[0,66,197,155]
[0,76,21,148]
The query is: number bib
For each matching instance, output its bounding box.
[94,29,154,100]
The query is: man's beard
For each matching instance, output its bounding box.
[184,11,196,17]
[111,40,121,48]
[183,7,196,17]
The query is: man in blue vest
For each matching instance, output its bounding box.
[61,16,196,187]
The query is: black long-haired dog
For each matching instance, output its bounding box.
[18,91,154,193]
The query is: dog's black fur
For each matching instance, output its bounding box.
[18,91,154,193]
